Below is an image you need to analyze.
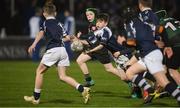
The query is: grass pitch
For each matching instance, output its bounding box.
[0,61,178,107]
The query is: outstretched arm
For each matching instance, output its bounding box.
[85,44,104,54]
[28,31,44,55]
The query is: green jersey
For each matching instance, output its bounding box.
[159,17,180,46]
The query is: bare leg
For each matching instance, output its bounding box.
[76,53,92,75]
[57,66,79,88]
[169,69,180,85]
[57,66,91,104]
[35,63,48,89]
[103,63,128,81]
[126,62,146,80]
[125,55,138,67]
[153,71,169,88]
[24,63,48,103]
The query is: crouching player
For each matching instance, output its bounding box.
[24,3,90,104]
[123,6,180,106]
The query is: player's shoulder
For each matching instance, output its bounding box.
[141,9,153,15]
[103,27,112,36]
[140,9,157,19]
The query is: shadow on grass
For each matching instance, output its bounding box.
[41,99,74,104]
[92,90,130,98]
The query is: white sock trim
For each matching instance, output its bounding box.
[178,96,180,101]
[34,88,41,93]
[172,89,179,97]
[138,79,146,87]
[76,84,80,90]
[144,84,151,91]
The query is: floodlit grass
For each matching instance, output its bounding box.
[0,61,178,107]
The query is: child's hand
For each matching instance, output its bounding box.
[113,51,120,58]
[163,47,173,58]
[28,44,36,55]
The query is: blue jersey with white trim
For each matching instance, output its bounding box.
[139,9,160,39]
[40,17,67,50]
[94,27,132,55]
[125,18,158,57]
[139,9,159,26]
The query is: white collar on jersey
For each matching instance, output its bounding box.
[142,7,152,12]
[46,16,55,20]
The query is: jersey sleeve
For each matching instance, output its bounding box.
[86,33,97,46]
[61,23,68,36]
[39,21,45,31]
[99,30,110,45]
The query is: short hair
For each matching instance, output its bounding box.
[96,13,109,22]
[43,3,56,15]
[138,0,152,8]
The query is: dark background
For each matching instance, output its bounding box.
[0,0,179,36]
[0,0,179,60]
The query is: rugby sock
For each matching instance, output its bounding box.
[166,72,178,86]
[84,74,92,82]
[76,84,84,93]
[33,88,41,100]
[143,71,156,82]
[132,74,154,93]
[165,83,180,103]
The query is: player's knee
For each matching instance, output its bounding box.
[126,71,134,81]
[105,67,113,73]
[59,75,66,81]
[36,69,44,75]
[76,58,82,65]
[121,75,128,81]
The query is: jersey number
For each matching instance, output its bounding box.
[165,22,177,31]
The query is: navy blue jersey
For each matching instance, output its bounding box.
[139,9,160,38]
[94,27,132,55]
[86,33,99,48]
[125,18,158,57]
[139,9,159,26]
[40,17,67,50]
[84,32,108,54]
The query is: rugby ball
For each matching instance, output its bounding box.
[71,40,83,51]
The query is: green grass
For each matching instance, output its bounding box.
[0,61,178,107]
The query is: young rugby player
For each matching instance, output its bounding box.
[24,3,90,104]
[76,8,98,87]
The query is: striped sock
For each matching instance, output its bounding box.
[33,88,41,100]
[165,83,180,102]
[132,74,154,93]
[76,84,84,93]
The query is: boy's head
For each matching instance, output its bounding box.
[86,8,98,22]
[96,13,109,29]
[43,3,56,18]
[138,0,152,11]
